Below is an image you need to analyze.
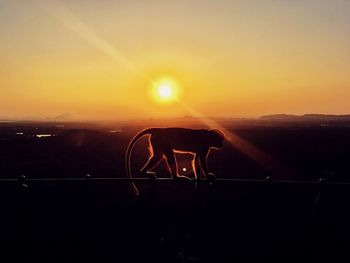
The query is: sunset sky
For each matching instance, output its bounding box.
[1,0,350,120]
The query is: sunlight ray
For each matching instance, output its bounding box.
[177,100,295,178]
[38,0,149,81]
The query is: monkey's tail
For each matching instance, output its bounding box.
[125,128,156,196]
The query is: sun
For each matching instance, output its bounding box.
[150,77,180,104]
[158,84,173,99]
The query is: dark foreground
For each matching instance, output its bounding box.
[1,119,350,262]
[1,178,350,263]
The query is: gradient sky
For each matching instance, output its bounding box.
[1,0,350,120]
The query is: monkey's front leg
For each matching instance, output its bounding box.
[194,155,202,181]
[165,151,190,181]
[198,153,216,182]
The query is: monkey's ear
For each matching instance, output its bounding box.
[210,129,225,139]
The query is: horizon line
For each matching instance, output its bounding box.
[2,113,350,123]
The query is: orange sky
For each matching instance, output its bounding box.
[1,0,350,120]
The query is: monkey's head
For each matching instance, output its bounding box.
[209,129,225,149]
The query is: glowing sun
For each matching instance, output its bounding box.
[151,77,180,104]
[158,84,173,98]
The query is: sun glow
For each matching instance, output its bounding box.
[150,77,180,104]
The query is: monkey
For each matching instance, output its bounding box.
[125,127,225,195]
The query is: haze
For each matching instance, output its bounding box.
[1,0,350,120]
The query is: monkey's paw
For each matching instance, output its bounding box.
[207,173,216,182]
[140,170,157,180]
[147,172,157,180]
[195,176,201,182]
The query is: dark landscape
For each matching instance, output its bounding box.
[1,116,350,262]
[2,114,350,181]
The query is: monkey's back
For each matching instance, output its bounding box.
[150,127,212,152]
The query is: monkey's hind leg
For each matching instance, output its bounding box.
[140,151,162,179]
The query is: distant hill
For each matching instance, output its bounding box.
[259,114,350,122]
[45,113,75,121]
[0,113,75,122]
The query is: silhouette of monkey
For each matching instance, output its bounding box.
[125,127,225,195]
